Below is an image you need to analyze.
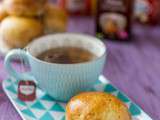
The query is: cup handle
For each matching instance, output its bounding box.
[4,49,35,81]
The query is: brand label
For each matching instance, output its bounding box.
[18,80,36,101]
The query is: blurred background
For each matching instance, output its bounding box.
[0,0,160,120]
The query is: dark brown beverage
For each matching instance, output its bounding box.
[37,47,96,64]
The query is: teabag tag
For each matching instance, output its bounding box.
[17,51,36,101]
[18,80,36,101]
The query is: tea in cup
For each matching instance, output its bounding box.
[5,33,106,101]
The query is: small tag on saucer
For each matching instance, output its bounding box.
[18,80,36,101]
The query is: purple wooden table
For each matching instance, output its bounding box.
[0,17,160,120]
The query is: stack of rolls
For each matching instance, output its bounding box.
[0,0,68,49]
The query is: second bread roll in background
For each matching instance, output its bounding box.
[3,0,47,16]
[43,3,68,34]
[0,16,43,48]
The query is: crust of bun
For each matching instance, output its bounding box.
[66,92,131,120]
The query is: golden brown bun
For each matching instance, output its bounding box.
[0,2,8,21]
[3,0,46,16]
[0,16,43,48]
[43,3,68,33]
[66,92,131,120]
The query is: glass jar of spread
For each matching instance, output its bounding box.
[96,0,134,41]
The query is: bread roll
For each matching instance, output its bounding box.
[43,3,68,33]
[0,2,8,22]
[3,0,46,16]
[0,16,43,48]
[66,92,131,120]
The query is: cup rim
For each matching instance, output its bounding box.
[26,33,106,65]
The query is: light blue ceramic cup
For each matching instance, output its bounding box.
[4,33,106,102]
